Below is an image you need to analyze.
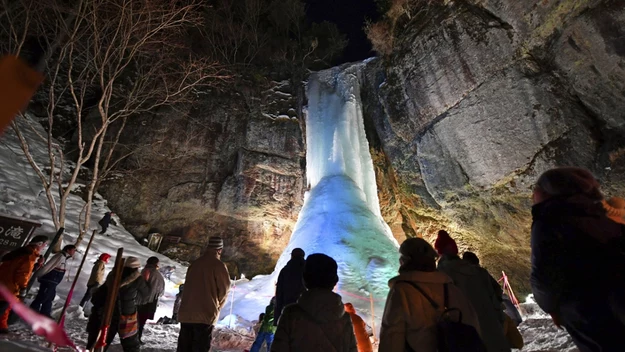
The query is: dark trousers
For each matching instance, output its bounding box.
[137,310,153,341]
[250,331,274,352]
[87,315,140,352]
[30,282,57,317]
[100,225,108,234]
[80,284,99,307]
[177,323,213,352]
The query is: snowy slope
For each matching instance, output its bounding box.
[0,115,187,350]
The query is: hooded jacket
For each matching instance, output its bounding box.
[177,248,230,326]
[344,303,372,352]
[437,256,510,352]
[271,289,357,352]
[275,257,306,324]
[379,270,481,352]
[104,268,150,317]
[0,244,40,296]
[87,259,106,287]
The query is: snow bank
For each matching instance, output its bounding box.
[0,115,187,350]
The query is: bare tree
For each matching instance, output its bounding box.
[0,0,230,250]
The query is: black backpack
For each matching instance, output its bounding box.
[400,281,487,352]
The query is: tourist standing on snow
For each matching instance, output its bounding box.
[137,256,165,343]
[344,303,373,352]
[531,167,625,351]
[30,244,76,317]
[249,297,277,352]
[274,248,306,325]
[79,253,110,307]
[271,253,357,352]
[172,284,184,322]
[98,212,117,235]
[0,235,49,333]
[378,237,481,351]
[86,256,151,352]
[435,231,509,351]
[177,236,230,352]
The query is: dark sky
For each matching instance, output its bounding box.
[304,0,380,63]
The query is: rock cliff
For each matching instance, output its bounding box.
[362,0,625,293]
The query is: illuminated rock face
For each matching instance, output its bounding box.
[360,0,625,294]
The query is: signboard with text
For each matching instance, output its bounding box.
[0,214,42,252]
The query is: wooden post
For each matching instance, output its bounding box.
[369,292,377,341]
[96,248,125,352]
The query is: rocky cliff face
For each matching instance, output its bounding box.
[362,0,625,293]
[100,81,305,276]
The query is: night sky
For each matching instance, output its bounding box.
[304,0,380,63]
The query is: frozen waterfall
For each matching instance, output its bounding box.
[219,63,400,330]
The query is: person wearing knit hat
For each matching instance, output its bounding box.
[177,236,230,352]
[86,255,150,351]
[434,230,458,256]
[531,167,625,351]
[379,238,481,351]
[602,197,625,225]
[437,238,509,351]
[79,252,112,307]
[272,254,357,352]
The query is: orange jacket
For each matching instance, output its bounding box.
[0,244,39,296]
[344,303,373,352]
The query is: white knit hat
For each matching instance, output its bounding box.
[124,256,141,268]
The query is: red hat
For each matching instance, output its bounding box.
[99,253,112,263]
[434,230,458,256]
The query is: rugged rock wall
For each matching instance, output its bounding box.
[101,81,305,276]
[362,0,625,293]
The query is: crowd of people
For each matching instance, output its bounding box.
[0,166,622,352]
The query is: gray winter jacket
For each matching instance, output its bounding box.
[138,264,165,305]
[438,256,510,352]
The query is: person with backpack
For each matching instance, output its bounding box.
[250,297,277,352]
[435,231,509,352]
[80,253,111,308]
[531,167,625,351]
[344,303,373,352]
[30,244,76,317]
[271,253,356,352]
[379,237,482,352]
[0,235,49,333]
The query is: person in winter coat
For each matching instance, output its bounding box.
[435,231,509,352]
[344,303,373,352]
[98,212,117,235]
[250,297,277,352]
[86,256,151,352]
[602,196,625,225]
[531,167,625,351]
[80,253,111,307]
[274,248,306,325]
[30,244,76,317]
[379,237,481,352]
[177,237,230,352]
[0,235,49,333]
[137,256,165,343]
[271,253,357,352]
